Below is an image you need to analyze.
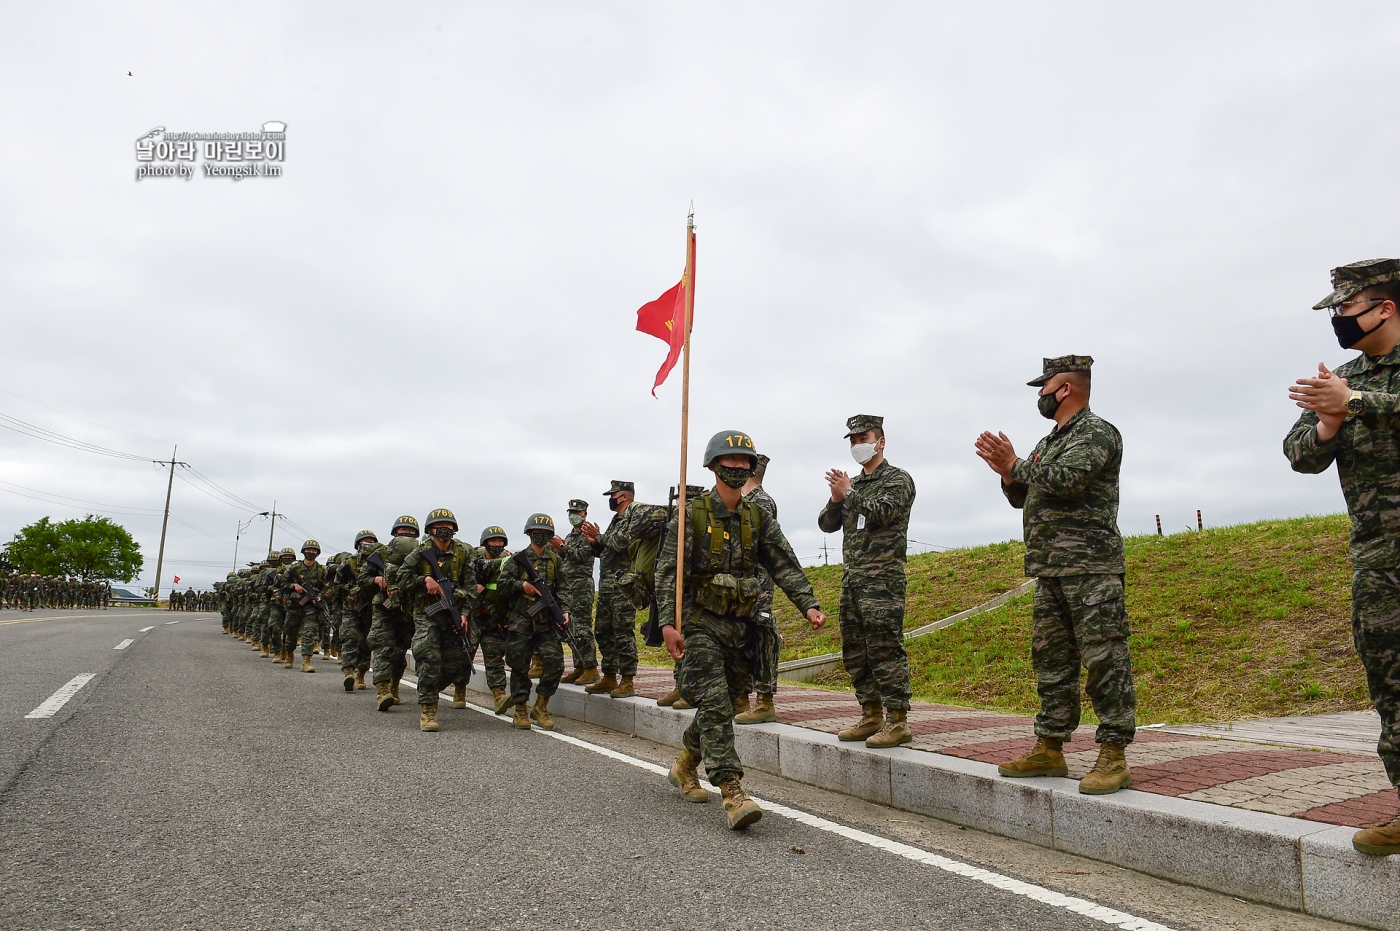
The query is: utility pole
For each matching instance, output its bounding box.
[152,445,187,606]
[266,500,284,555]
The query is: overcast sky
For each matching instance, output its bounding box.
[1,1,1396,591]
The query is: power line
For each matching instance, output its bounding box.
[168,515,235,548]
[0,387,169,446]
[182,465,265,512]
[0,411,153,461]
[0,479,162,515]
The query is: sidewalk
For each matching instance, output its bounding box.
[627,666,1397,831]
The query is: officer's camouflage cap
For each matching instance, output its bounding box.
[603,480,635,495]
[844,414,884,437]
[567,498,589,512]
[1027,355,1094,387]
[1313,258,1400,310]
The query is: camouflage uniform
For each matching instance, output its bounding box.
[471,534,511,694]
[658,486,820,784]
[745,484,790,696]
[1002,358,1135,747]
[361,536,419,688]
[498,546,566,705]
[558,500,598,671]
[1286,259,1400,784]
[397,538,476,705]
[283,557,329,659]
[336,554,372,676]
[592,482,667,679]
[818,416,917,712]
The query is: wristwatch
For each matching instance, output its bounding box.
[1347,390,1365,418]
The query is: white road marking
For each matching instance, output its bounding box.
[139,626,155,632]
[398,675,1177,931]
[24,674,95,719]
[114,639,133,650]
[165,620,180,625]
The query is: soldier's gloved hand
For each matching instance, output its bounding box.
[662,623,685,661]
[806,607,826,631]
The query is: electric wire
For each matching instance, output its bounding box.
[0,412,152,461]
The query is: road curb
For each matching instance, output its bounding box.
[467,665,1398,929]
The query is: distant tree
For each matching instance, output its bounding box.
[4,515,143,582]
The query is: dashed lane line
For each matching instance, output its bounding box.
[139,626,155,632]
[114,639,133,650]
[165,621,180,625]
[398,675,1177,931]
[24,674,95,719]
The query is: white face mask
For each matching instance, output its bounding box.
[850,442,878,465]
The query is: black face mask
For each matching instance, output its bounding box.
[432,526,454,542]
[1037,388,1064,420]
[529,531,552,547]
[484,544,505,558]
[714,464,754,488]
[608,496,621,512]
[1333,308,1385,349]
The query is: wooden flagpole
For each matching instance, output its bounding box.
[675,206,696,635]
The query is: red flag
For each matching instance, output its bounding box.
[635,235,695,397]
[172,575,180,584]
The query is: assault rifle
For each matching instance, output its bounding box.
[511,550,581,655]
[420,546,469,653]
[638,486,677,648]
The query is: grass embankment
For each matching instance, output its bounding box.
[636,514,1367,724]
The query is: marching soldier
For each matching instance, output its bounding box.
[556,499,601,686]
[338,531,377,691]
[735,454,790,725]
[271,548,296,664]
[498,514,568,730]
[285,541,328,673]
[397,509,476,733]
[472,526,513,714]
[363,515,421,711]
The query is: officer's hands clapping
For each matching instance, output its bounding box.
[580,520,600,543]
[974,431,1018,482]
[1289,363,1350,441]
[825,468,853,501]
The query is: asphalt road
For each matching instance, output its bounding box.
[0,610,1360,931]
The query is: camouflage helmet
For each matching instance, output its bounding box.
[425,508,457,532]
[265,552,280,565]
[391,514,420,537]
[523,513,555,536]
[354,529,378,547]
[702,429,759,468]
[279,547,296,562]
[301,539,321,555]
[227,571,236,579]
[480,525,508,546]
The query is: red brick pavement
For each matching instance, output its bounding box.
[1300,789,1400,829]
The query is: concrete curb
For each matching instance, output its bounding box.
[468,666,1398,930]
[776,579,1036,683]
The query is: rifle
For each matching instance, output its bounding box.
[420,545,469,653]
[638,486,677,648]
[289,565,335,641]
[511,549,581,655]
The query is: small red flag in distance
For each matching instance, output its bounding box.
[172,576,180,584]
[635,236,695,397]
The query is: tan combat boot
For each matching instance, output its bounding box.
[561,667,584,684]
[283,652,295,669]
[530,695,555,730]
[998,737,1069,778]
[342,669,356,692]
[735,693,777,725]
[301,654,315,673]
[251,640,262,652]
[1078,744,1131,795]
[733,694,752,718]
[672,697,693,710]
[574,667,601,686]
[1354,806,1400,855]
[452,684,467,709]
[419,702,439,732]
[610,675,635,699]
[491,687,511,715]
[512,702,531,730]
[221,627,229,635]
[667,749,710,803]
[390,677,402,705]
[528,655,544,678]
[657,688,682,707]
[354,670,367,690]
[867,709,913,749]
[837,702,884,742]
[718,773,762,830]
[584,672,617,694]
[376,681,394,712]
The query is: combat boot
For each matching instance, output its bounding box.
[733,694,752,718]
[390,677,402,705]
[221,627,229,635]
[673,697,693,710]
[584,672,617,694]
[251,640,262,652]
[1354,805,1400,855]
[491,687,511,715]
[301,655,315,673]
[561,667,584,684]
[574,667,601,686]
[1078,744,1131,795]
[283,652,295,669]
[735,693,777,725]
[528,655,544,678]
[866,709,912,749]
[354,670,367,690]
[342,668,356,692]
[837,702,884,742]
[452,684,467,709]
[512,703,531,730]
[718,773,762,830]
[997,737,1069,778]
[610,675,635,699]
[657,688,681,707]
[261,645,272,659]
[667,749,709,803]
[376,681,394,712]
[419,702,439,733]
[530,695,555,730]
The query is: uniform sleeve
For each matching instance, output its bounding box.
[1001,479,1028,509]
[496,556,526,599]
[397,549,429,597]
[561,533,592,566]
[757,515,819,615]
[1357,391,1400,417]
[1010,428,1115,499]
[654,509,684,629]
[847,470,915,531]
[817,498,844,533]
[1283,409,1339,474]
